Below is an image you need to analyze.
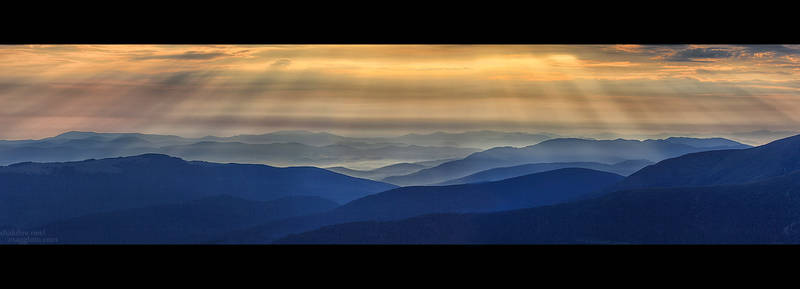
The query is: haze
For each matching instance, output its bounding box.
[2,45,800,144]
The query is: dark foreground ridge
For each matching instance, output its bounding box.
[217,168,624,243]
[277,134,800,244]
[0,153,396,228]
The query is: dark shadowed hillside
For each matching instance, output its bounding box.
[611,134,800,191]
[35,195,339,244]
[277,171,800,244]
[276,135,800,244]
[217,168,623,243]
[0,154,395,228]
[333,168,623,219]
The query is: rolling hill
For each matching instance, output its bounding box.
[0,154,395,228]
[217,168,624,243]
[277,171,800,244]
[435,160,652,185]
[276,134,800,244]
[383,137,750,186]
[0,130,556,166]
[389,130,557,149]
[35,195,339,244]
[326,162,429,181]
[156,141,479,168]
[0,132,480,169]
[611,134,800,191]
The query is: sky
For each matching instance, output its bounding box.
[1,44,800,143]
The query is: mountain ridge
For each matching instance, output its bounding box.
[610,134,800,192]
[30,195,340,244]
[216,168,624,243]
[0,153,396,228]
[383,137,750,186]
[275,133,800,244]
[276,170,800,244]
[435,160,653,185]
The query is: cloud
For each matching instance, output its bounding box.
[695,68,794,76]
[3,45,800,140]
[739,45,800,57]
[608,45,685,57]
[270,58,292,68]
[133,51,229,61]
[664,47,735,62]
[657,45,800,63]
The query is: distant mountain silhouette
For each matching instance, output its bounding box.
[436,160,652,185]
[276,170,800,244]
[34,195,338,244]
[0,154,395,228]
[158,141,479,168]
[198,130,555,149]
[44,131,194,146]
[611,134,800,192]
[724,130,800,146]
[383,137,750,186]
[0,131,480,168]
[389,130,557,149]
[412,158,458,167]
[7,131,745,170]
[217,168,623,243]
[326,162,429,181]
[661,137,750,149]
[199,130,357,146]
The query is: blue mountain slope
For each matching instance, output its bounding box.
[275,135,800,244]
[436,160,652,185]
[0,130,564,166]
[334,168,624,219]
[661,137,751,149]
[0,138,479,168]
[217,168,624,243]
[276,170,800,244]
[326,162,429,180]
[32,195,338,244]
[0,154,396,228]
[389,130,556,149]
[383,137,749,186]
[157,141,478,167]
[611,134,800,191]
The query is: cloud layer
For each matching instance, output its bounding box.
[1,45,799,140]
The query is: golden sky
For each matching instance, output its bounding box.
[2,45,800,141]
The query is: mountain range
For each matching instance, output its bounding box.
[0,131,480,169]
[388,131,557,149]
[0,154,395,228]
[382,137,750,186]
[276,134,800,244]
[37,195,339,244]
[435,160,652,185]
[277,170,800,244]
[610,134,800,191]
[326,162,431,181]
[198,130,557,149]
[2,129,791,244]
[156,141,477,168]
[217,168,624,243]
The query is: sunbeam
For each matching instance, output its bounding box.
[1,45,799,144]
